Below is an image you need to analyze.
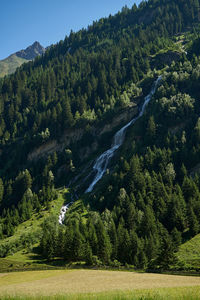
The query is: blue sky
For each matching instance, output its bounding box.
[0,0,141,60]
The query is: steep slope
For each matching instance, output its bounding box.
[1,0,200,271]
[15,41,45,60]
[177,234,200,269]
[0,41,45,78]
[0,55,28,78]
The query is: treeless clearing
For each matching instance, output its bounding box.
[0,269,200,297]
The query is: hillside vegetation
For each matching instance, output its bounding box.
[177,234,200,269]
[0,55,28,78]
[1,0,200,273]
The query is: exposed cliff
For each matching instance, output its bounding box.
[28,104,138,162]
[15,41,45,60]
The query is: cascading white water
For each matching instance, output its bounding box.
[59,203,70,224]
[85,76,162,193]
[58,191,78,224]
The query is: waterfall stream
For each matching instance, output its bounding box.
[85,76,162,193]
[58,191,78,224]
[59,203,71,225]
[58,76,161,223]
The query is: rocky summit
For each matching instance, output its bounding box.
[0,41,45,77]
[15,41,45,60]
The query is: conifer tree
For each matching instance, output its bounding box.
[0,178,4,204]
[95,219,111,264]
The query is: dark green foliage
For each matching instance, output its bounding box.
[0,179,4,204]
[0,0,198,148]
[156,235,177,269]
[2,0,200,271]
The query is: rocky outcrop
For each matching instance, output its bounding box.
[0,42,45,78]
[98,104,137,136]
[27,140,60,161]
[27,104,138,162]
[60,128,86,146]
[78,142,98,162]
[16,41,45,60]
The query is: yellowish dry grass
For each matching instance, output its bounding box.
[0,270,72,287]
[0,269,200,298]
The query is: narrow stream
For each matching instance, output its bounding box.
[59,203,71,225]
[58,192,78,224]
[85,76,162,193]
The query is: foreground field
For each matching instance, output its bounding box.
[0,269,200,299]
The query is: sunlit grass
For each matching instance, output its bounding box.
[177,234,200,269]
[0,270,200,299]
[0,189,69,271]
[1,286,200,299]
[0,55,28,77]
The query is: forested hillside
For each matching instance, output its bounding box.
[1,0,200,270]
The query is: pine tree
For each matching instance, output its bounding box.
[87,219,98,255]
[72,224,84,261]
[147,116,156,141]
[62,100,74,127]
[171,227,182,249]
[64,222,74,261]
[156,235,177,270]
[129,230,139,266]
[188,207,199,236]
[0,178,4,204]
[108,219,118,260]
[85,242,93,265]
[95,219,111,264]
[45,233,55,260]
[56,227,65,257]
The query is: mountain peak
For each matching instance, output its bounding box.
[15,41,45,60]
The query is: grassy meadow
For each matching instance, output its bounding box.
[0,188,69,269]
[0,55,28,77]
[0,269,200,299]
[1,288,200,300]
[177,234,200,270]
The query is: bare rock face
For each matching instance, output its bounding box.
[15,41,45,60]
[27,140,60,161]
[98,104,138,136]
[78,142,99,162]
[27,104,138,162]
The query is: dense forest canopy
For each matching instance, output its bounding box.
[1,0,200,270]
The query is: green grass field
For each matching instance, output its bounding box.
[0,269,200,299]
[177,234,200,270]
[1,288,200,300]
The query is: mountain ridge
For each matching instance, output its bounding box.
[0,41,45,77]
[15,41,45,60]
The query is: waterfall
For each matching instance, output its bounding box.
[59,203,71,225]
[85,76,162,193]
[58,191,78,224]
